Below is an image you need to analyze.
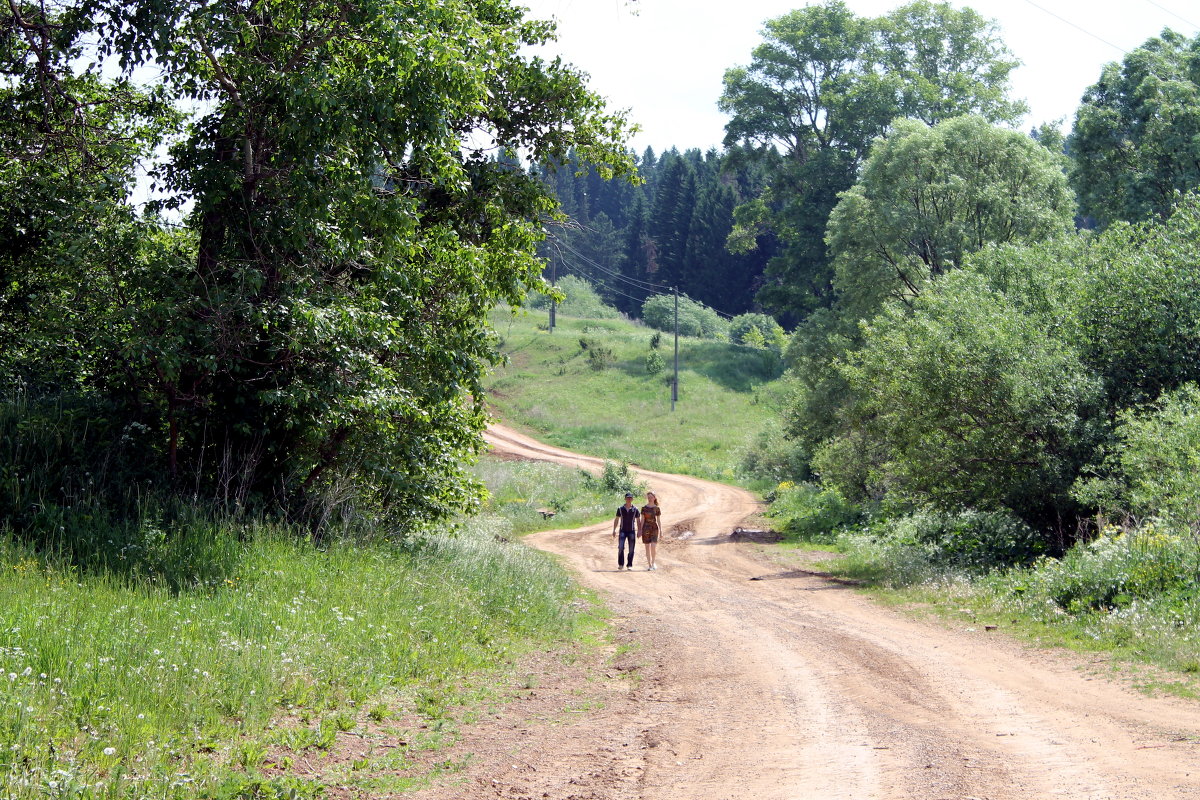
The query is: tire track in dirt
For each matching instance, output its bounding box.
[408,424,1200,800]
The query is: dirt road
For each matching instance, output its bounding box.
[413,424,1200,800]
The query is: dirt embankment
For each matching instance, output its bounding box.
[405,424,1200,800]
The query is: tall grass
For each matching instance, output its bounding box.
[472,457,616,534]
[0,515,579,799]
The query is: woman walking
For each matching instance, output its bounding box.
[639,491,662,571]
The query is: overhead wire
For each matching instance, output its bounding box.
[1140,0,1199,30]
[1017,0,1128,55]
[547,232,672,293]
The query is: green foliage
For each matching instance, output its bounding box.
[0,516,578,799]
[838,507,1045,583]
[738,419,812,485]
[1078,384,1200,531]
[0,0,635,535]
[1070,29,1200,227]
[527,275,620,319]
[767,482,859,542]
[645,350,665,375]
[1069,200,1200,409]
[586,343,615,371]
[641,294,728,339]
[720,0,1025,319]
[729,313,786,352]
[827,270,1101,521]
[827,115,1076,319]
[1018,526,1196,614]
[589,460,646,497]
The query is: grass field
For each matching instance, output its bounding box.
[486,308,785,485]
[0,515,589,799]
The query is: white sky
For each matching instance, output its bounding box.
[520,0,1200,154]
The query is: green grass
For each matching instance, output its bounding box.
[471,457,614,535]
[819,525,1200,698]
[0,515,585,799]
[488,309,785,484]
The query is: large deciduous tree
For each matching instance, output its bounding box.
[827,115,1075,319]
[1,0,633,529]
[1070,28,1200,228]
[720,0,1024,320]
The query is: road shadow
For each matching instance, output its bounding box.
[749,568,862,589]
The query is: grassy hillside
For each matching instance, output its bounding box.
[485,308,786,485]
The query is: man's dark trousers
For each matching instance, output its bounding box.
[618,530,637,568]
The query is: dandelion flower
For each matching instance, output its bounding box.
[102,747,116,756]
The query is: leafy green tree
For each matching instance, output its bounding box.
[3,0,633,528]
[877,0,1026,125]
[1070,29,1200,227]
[720,0,1024,320]
[827,115,1075,319]
[822,269,1101,522]
[1071,195,1200,410]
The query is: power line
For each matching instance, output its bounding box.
[1141,0,1199,30]
[547,233,672,293]
[1019,0,1127,55]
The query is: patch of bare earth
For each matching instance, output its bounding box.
[305,425,1200,799]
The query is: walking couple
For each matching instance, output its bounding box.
[612,490,662,571]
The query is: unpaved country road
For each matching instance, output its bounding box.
[414,424,1200,800]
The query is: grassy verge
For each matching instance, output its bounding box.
[487,309,784,485]
[471,456,619,535]
[0,512,587,799]
[820,526,1200,698]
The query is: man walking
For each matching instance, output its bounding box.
[612,491,640,571]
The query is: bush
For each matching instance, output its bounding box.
[1023,524,1196,613]
[739,423,810,484]
[645,350,665,375]
[641,294,728,340]
[730,313,787,352]
[1078,383,1200,532]
[587,345,615,371]
[828,270,1101,524]
[838,508,1046,583]
[586,460,645,496]
[768,482,859,542]
[527,275,620,319]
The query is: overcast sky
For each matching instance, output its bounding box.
[520,0,1200,154]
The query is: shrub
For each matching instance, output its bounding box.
[768,482,859,542]
[1025,524,1196,613]
[641,294,728,340]
[838,508,1046,583]
[645,351,665,375]
[1080,383,1200,532]
[527,275,619,319]
[739,423,810,484]
[587,345,614,371]
[586,460,645,496]
[730,313,787,352]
